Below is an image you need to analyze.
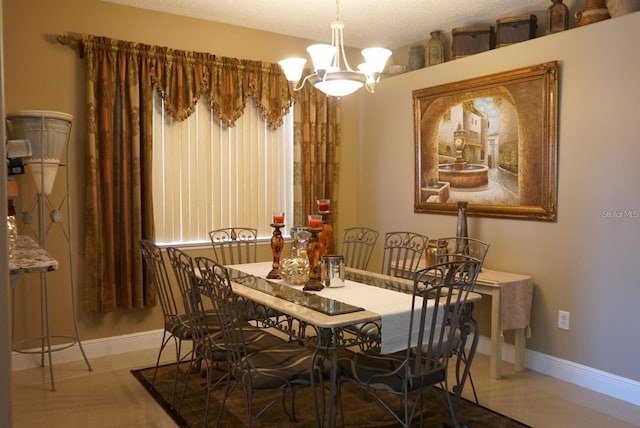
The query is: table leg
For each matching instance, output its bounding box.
[328,346,338,427]
[514,328,526,372]
[489,289,502,380]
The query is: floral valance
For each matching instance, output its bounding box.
[78,34,293,130]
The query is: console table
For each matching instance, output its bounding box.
[474,268,533,379]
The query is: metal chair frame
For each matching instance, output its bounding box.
[341,227,379,270]
[139,240,193,408]
[435,236,490,405]
[165,246,225,416]
[195,256,325,427]
[209,227,258,265]
[339,259,482,428]
[381,231,429,279]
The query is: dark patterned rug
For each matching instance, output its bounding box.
[132,362,530,427]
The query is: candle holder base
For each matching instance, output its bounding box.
[266,269,282,279]
[303,280,324,291]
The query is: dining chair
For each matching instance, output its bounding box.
[381,231,429,279]
[434,236,490,405]
[338,258,482,428]
[165,246,225,413]
[195,256,327,428]
[209,227,258,265]
[139,240,193,408]
[341,227,379,270]
[175,253,294,427]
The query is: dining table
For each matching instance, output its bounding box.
[226,261,481,427]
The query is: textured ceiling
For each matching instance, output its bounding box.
[102,0,546,49]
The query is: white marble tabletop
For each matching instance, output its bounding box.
[9,235,59,275]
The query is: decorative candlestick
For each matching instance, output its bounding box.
[318,211,333,255]
[305,226,323,289]
[316,199,333,255]
[267,212,285,279]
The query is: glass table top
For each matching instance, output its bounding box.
[227,267,365,316]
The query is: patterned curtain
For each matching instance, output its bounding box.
[82,36,155,311]
[292,85,340,240]
[77,33,336,311]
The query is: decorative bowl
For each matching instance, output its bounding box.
[279,256,310,285]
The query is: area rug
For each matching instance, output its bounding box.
[132,362,530,427]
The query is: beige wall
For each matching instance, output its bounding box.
[355,13,640,382]
[3,0,639,388]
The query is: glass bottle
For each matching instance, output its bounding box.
[408,45,425,71]
[547,0,569,34]
[280,227,311,285]
[425,31,445,66]
[7,199,18,258]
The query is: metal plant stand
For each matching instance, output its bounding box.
[8,112,92,391]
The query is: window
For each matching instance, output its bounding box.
[152,93,294,245]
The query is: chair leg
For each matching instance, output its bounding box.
[177,352,199,413]
[454,316,480,406]
[216,376,237,427]
[150,331,172,390]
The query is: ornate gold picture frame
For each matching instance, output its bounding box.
[413,61,558,221]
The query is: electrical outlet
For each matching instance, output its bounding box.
[558,310,570,330]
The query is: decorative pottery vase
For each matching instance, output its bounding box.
[425,31,445,66]
[575,0,611,26]
[280,252,311,285]
[408,45,425,71]
[606,0,640,17]
[547,0,570,33]
[425,239,449,266]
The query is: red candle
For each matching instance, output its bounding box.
[317,199,330,212]
[273,212,285,224]
[308,214,323,228]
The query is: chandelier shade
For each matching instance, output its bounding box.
[278,1,391,97]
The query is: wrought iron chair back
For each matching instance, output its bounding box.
[381,231,429,279]
[341,227,379,270]
[209,227,258,265]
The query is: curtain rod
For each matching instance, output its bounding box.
[57,33,84,58]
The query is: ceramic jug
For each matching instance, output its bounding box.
[576,0,611,26]
[606,0,640,17]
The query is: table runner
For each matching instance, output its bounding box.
[478,268,533,331]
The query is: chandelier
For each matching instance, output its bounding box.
[278,0,391,97]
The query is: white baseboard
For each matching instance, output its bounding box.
[475,335,640,407]
[11,329,165,371]
[12,330,640,408]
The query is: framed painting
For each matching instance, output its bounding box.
[413,61,558,221]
